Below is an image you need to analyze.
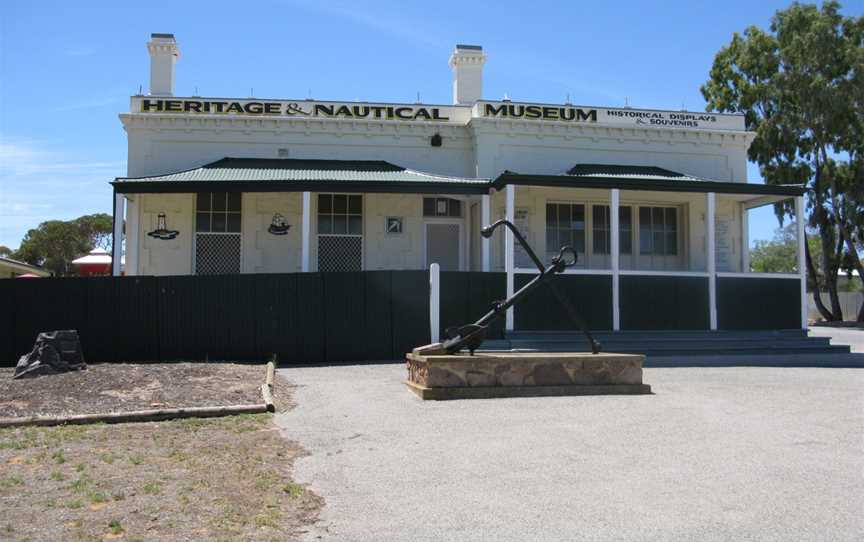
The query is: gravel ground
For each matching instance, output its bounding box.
[809,325,864,353]
[276,364,864,542]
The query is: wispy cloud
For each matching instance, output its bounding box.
[284,1,448,50]
[64,47,96,57]
[0,138,125,248]
[54,96,123,112]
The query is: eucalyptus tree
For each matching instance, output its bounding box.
[701,1,863,321]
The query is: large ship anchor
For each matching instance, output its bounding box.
[437,219,601,355]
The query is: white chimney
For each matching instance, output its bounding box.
[147,33,179,96]
[449,44,486,105]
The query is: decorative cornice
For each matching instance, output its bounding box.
[449,51,486,68]
[118,113,472,139]
[147,42,179,57]
[467,117,754,147]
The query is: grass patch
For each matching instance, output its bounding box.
[282,482,304,499]
[0,476,24,490]
[99,452,116,464]
[108,520,124,535]
[90,491,109,504]
[142,481,162,495]
[69,475,92,493]
[0,371,320,541]
[253,507,282,529]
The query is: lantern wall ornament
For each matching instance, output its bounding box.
[146,213,179,240]
[268,213,291,235]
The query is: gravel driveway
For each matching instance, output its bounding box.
[276,364,863,541]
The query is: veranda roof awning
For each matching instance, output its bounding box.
[112,157,490,195]
[492,164,805,197]
[112,159,805,198]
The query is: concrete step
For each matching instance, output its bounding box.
[501,346,851,356]
[505,337,832,346]
[506,330,809,340]
[644,353,864,368]
[506,339,841,350]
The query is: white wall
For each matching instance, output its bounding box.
[471,123,750,182]
[137,194,194,276]
[242,193,302,273]
[124,120,474,179]
[364,194,425,270]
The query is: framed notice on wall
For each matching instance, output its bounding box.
[716,215,733,271]
[514,208,532,268]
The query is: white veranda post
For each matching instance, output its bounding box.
[112,193,125,276]
[611,189,620,331]
[481,194,491,272]
[126,196,140,276]
[505,184,515,331]
[429,263,440,343]
[301,191,311,272]
[796,196,807,330]
[706,192,717,330]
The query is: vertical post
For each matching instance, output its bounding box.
[707,192,717,330]
[126,196,140,276]
[301,191,311,272]
[796,195,807,330]
[112,192,125,276]
[611,189,620,331]
[481,193,491,272]
[505,184,515,331]
[741,203,750,273]
[429,263,440,343]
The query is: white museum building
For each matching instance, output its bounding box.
[111,34,806,333]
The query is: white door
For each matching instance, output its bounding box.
[425,223,461,271]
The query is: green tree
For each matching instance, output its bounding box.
[701,1,864,321]
[0,246,12,258]
[12,213,114,276]
[750,224,798,273]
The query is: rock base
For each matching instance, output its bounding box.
[405,352,651,400]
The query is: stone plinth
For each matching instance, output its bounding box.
[405,352,651,400]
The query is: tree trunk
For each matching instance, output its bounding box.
[805,237,833,321]
[820,228,843,320]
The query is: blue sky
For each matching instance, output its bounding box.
[1,0,861,250]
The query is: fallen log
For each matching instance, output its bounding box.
[0,403,269,429]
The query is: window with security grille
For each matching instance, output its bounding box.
[195,192,242,275]
[195,233,241,275]
[318,194,363,272]
[318,236,362,272]
[423,197,462,217]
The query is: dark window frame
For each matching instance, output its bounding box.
[195,192,242,233]
[423,197,462,218]
[545,202,586,257]
[317,194,363,236]
[638,205,679,256]
[592,205,633,255]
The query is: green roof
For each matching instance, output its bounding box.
[566,164,705,182]
[113,158,489,194]
[112,158,805,198]
[493,164,805,197]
